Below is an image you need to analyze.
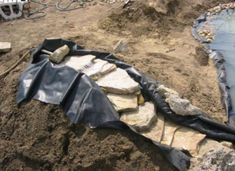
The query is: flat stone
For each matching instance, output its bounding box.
[63,56,116,80]
[63,55,96,71]
[171,127,206,156]
[166,94,203,116]
[121,102,157,132]
[97,68,139,94]
[0,42,11,53]
[84,59,116,80]
[142,114,164,142]
[107,93,138,112]
[160,121,179,146]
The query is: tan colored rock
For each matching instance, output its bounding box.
[0,42,11,53]
[198,139,231,156]
[161,121,179,146]
[142,114,165,142]
[137,93,145,105]
[158,85,203,116]
[107,93,138,112]
[97,68,139,94]
[121,102,157,131]
[63,56,116,80]
[221,141,233,148]
[157,85,179,98]
[171,127,206,156]
[49,45,70,63]
[190,138,235,171]
[63,55,96,71]
[85,59,116,80]
[166,94,202,116]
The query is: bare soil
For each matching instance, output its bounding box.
[0,0,232,170]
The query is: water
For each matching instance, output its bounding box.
[195,9,235,122]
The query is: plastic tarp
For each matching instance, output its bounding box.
[192,8,235,127]
[17,39,235,170]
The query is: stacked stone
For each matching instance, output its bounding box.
[48,49,235,164]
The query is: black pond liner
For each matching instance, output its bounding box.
[17,39,235,171]
[192,8,235,127]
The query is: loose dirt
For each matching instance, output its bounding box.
[0,0,232,170]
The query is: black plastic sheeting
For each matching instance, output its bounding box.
[192,8,235,127]
[17,39,235,170]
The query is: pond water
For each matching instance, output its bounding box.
[194,8,235,125]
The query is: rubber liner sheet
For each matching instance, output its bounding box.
[17,39,235,171]
[193,8,235,126]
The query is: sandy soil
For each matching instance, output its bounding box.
[0,0,232,170]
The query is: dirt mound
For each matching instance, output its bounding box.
[0,65,174,171]
[99,0,181,36]
[99,0,232,37]
[99,1,162,36]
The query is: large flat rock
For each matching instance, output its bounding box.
[142,114,165,142]
[85,59,116,80]
[171,127,206,156]
[63,56,116,80]
[97,68,139,94]
[120,102,157,131]
[107,93,138,112]
[0,42,11,53]
[63,55,96,71]
[160,121,179,146]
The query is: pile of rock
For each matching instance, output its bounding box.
[53,53,141,114]
[197,28,215,43]
[47,48,235,169]
[207,2,235,16]
[190,139,235,171]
